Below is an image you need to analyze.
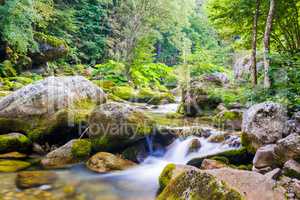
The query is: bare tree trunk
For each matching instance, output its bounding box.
[263,0,275,89]
[251,0,261,86]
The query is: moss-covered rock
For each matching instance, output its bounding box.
[88,102,155,151]
[157,168,244,200]
[136,88,175,105]
[0,151,27,159]
[0,133,31,153]
[213,109,243,131]
[112,86,137,101]
[0,159,31,172]
[16,171,58,189]
[42,139,92,169]
[31,32,68,65]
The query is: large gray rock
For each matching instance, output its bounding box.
[274,133,300,165]
[242,102,287,151]
[253,144,276,169]
[41,139,91,168]
[88,102,154,151]
[0,76,106,141]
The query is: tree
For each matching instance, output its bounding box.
[250,0,261,86]
[263,0,275,89]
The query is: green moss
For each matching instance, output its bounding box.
[159,163,176,191]
[71,139,91,160]
[0,133,32,153]
[210,156,230,165]
[136,88,175,105]
[0,60,17,77]
[127,111,154,136]
[241,132,256,154]
[8,77,33,85]
[93,80,115,92]
[113,86,137,100]
[34,32,68,48]
[0,160,31,172]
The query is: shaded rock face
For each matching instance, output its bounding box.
[0,133,31,153]
[0,76,106,142]
[16,171,58,189]
[283,160,300,179]
[253,144,276,169]
[274,133,300,165]
[181,77,222,116]
[86,152,136,173]
[207,168,286,200]
[41,139,91,168]
[201,159,227,170]
[242,102,287,151]
[157,167,243,200]
[88,102,154,151]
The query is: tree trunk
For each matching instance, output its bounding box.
[251,0,261,86]
[263,0,275,89]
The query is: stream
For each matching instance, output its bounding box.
[0,100,237,200]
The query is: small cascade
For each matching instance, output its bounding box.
[145,135,154,155]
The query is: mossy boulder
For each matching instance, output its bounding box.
[0,159,31,172]
[86,152,136,173]
[157,167,244,200]
[0,76,106,143]
[213,109,243,131]
[41,139,91,168]
[0,133,31,153]
[16,171,58,189]
[242,102,288,152]
[112,86,137,101]
[31,32,68,65]
[136,88,175,105]
[181,77,222,117]
[88,102,155,151]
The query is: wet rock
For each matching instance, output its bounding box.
[274,133,300,164]
[0,133,31,153]
[157,167,244,200]
[253,144,276,169]
[187,138,201,154]
[181,77,222,116]
[207,133,229,143]
[88,102,154,151]
[264,168,281,180]
[42,139,91,168]
[201,159,227,170]
[86,152,136,173]
[207,168,286,200]
[0,151,27,159]
[16,171,58,189]
[122,141,148,163]
[242,102,288,152]
[0,76,107,142]
[283,160,300,179]
[0,160,31,172]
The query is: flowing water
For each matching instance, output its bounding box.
[0,100,237,200]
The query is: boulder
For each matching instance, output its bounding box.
[30,32,68,66]
[0,133,31,153]
[157,167,244,200]
[242,102,287,152]
[88,102,154,151]
[213,109,243,131]
[274,133,300,164]
[0,151,27,159]
[201,159,227,170]
[41,139,91,168]
[283,160,300,179]
[86,152,136,173]
[253,144,276,169]
[264,168,281,180]
[0,160,31,172]
[181,77,222,116]
[187,138,201,154]
[207,168,286,200]
[16,171,58,189]
[0,76,106,142]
